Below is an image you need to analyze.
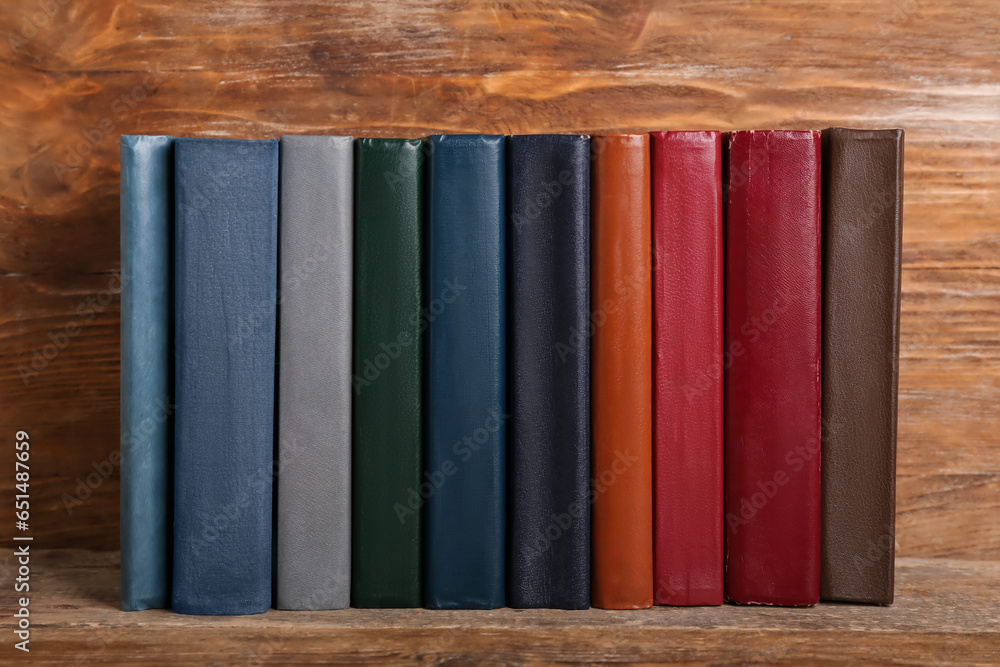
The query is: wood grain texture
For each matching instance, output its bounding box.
[1,550,997,664]
[0,0,998,557]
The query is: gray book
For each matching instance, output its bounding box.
[276,135,353,610]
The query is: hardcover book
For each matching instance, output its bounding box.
[650,131,724,606]
[172,138,278,616]
[352,138,424,608]
[120,135,173,611]
[820,128,903,605]
[590,133,654,610]
[509,134,591,610]
[724,130,822,606]
[425,134,506,609]
[276,135,354,610]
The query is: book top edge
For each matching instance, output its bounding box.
[507,133,590,140]
[354,137,423,146]
[174,137,278,145]
[427,134,505,144]
[280,135,354,143]
[824,127,905,141]
[727,129,823,138]
[120,135,173,147]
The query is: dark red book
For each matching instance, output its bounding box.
[724,130,822,606]
[650,131,724,606]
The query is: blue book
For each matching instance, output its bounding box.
[120,135,173,611]
[172,138,278,616]
[425,135,506,609]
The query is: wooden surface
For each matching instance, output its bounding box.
[0,0,998,557]
[0,550,993,664]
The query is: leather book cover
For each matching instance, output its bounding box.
[425,135,506,609]
[650,131,724,606]
[724,130,822,606]
[820,128,903,605]
[352,138,423,608]
[591,133,654,610]
[172,138,278,616]
[276,135,353,610]
[508,134,591,610]
[120,135,173,611]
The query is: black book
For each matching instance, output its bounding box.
[508,134,591,609]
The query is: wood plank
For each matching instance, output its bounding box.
[0,273,120,397]
[1,1,999,273]
[3,0,999,76]
[899,361,1000,474]
[1,476,119,550]
[0,273,121,549]
[0,274,120,477]
[898,269,1000,475]
[8,551,999,664]
[897,474,1000,559]
[1,1,999,556]
[29,628,1000,665]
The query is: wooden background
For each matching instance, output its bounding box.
[0,0,997,559]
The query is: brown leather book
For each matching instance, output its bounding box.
[820,128,904,605]
[590,134,654,609]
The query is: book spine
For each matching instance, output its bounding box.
[425,134,506,609]
[276,136,354,610]
[591,133,654,609]
[352,138,423,608]
[724,130,822,606]
[650,131,724,606]
[509,134,591,610]
[120,135,173,611]
[172,138,278,616]
[820,128,903,604]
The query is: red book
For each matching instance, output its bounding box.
[650,131,724,606]
[724,130,822,606]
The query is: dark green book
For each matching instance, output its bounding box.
[351,138,424,607]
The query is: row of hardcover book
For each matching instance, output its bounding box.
[120,129,902,615]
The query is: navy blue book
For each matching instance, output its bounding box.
[120,135,173,611]
[508,135,591,609]
[425,135,506,609]
[172,138,278,616]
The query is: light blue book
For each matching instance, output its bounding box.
[120,135,173,611]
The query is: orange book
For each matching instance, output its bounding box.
[590,134,654,609]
